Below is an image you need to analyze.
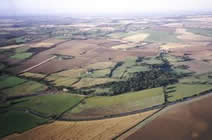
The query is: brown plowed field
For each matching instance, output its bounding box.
[168,43,212,74]
[126,93,212,140]
[12,39,160,74]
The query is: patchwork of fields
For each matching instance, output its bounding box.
[1,15,212,139]
[3,110,158,140]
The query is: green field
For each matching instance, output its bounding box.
[84,69,111,78]
[45,75,79,87]
[179,73,212,84]
[20,72,46,80]
[15,37,28,44]
[187,28,212,37]
[172,67,192,75]
[142,29,181,43]
[112,56,161,78]
[126,65,150,73]
[15,47,29,53]
[45,69,85,80]
[2,81,47,97]
[112,66,126,78]
[86,61,115,70]
[107,31,138,39]
[112,57,138,78]
[73,78,118,89]
[0,111,47,138]
[161,54,184,65]
[10,52,32,60]
[64,87,164,118]
[167,84,212,102]
[141,57,164,65]
[0,75,26,89]
[11,93,83,117]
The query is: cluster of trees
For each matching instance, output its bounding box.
[81,59,179,96]
[98,55,181,95]
[109,62,124,77]
[101,69,178,95]
[75,54,188,96]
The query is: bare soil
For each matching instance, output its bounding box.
[126,93,212,140]
[11,39,160,74]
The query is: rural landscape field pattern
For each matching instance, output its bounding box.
[0,15,212,140]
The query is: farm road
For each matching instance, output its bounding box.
[20,56,56,74]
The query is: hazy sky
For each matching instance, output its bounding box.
[1,0,212,16]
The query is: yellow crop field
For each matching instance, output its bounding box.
[47,76,79,87]
[0,44,25,50]
[160,43,189,50]
[4,110,158,140]
[30,39,64,48]
[86,61,115,70]
[20,72,46,79]
[123,33,149,42]
[54,69,86,77]
[111,44,135,50]
[72,78,118,88]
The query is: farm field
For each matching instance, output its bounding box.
[122,33,149,42]
[29,39,64,48]
[10,93,83,117]
[141,29,181,43]
[2,81,48,97]
[126,93,212,140]
[20,72,46,80]
[166,84,212,102]
[111,44,135,50]
[3,109,158,140]
[63,87,164,119]
[187,28,212,37]
[10,52,32,60]
[0,75,26,89]
[0,111,47,138]
[1,14,212,140]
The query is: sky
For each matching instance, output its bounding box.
[0,0,212,16]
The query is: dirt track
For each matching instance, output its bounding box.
[19,56,56,74]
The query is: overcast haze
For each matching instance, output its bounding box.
[1,0,212,16]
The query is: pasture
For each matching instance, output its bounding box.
[63,87,164,119]
[10,52,32,60]
[166,84,212,102]
[2,81,48,97]
[0,111,47,138]
[0,75,26,89]
[142,29,181,43]
[10,93,83,117]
